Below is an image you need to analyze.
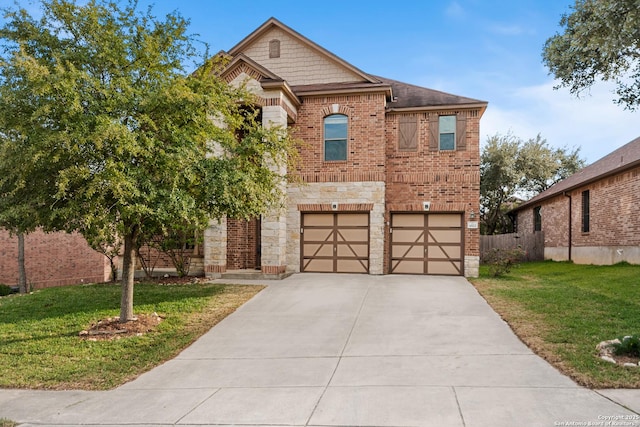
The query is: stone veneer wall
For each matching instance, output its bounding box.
[204,217,227,277]
[286,181,386,274]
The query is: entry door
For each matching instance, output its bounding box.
[390,213,463,275]
[301,213,369,273]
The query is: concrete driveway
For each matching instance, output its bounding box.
[1,274,638,426]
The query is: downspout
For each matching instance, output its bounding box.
[564,191,572,261]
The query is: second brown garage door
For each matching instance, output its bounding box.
[390,213,463,275]
[301,212,369,273]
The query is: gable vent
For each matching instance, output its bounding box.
[269,39,280,58]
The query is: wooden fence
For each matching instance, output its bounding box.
[480,232,545,262]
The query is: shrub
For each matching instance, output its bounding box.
[613,335,640,358]
[483,247,525,277]
[0,284,11,297]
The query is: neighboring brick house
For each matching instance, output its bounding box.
[203,18,487,278]
[511,136,640,265]
[0,229,110,289]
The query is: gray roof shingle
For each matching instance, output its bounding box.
[375,76,487,109]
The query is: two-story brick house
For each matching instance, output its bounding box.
[203,18,487,278]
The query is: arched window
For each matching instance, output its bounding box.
[324,114,347,161]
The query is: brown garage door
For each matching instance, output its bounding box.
[390,213,463,275]
[301,212,369,273]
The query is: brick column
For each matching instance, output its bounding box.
[260,105,288,275]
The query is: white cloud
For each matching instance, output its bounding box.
[481,81,640,164]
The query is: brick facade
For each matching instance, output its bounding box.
[226,218,261,270]
[293,94,387,182]
[0,229,110,289]
[516,164,640,265]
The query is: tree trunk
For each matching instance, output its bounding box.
[18,233,28,294]
[120,225,139,323]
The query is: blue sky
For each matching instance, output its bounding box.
[8,0,640,163]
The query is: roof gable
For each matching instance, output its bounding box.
[219,53,282,83]
[515,136,640,211]
[228,17,379,87]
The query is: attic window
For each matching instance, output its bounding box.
[269,39,280,58]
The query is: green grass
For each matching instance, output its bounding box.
[0,282,263,390]
[470,261,640,388]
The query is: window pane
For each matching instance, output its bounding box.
[439,115,456,133]
[325,140,347,161]
[534,206,542,232]
[325,122,347,139]
[440,133,455,150]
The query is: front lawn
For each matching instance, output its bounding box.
[470,261,640,388]
[0,281,263,390]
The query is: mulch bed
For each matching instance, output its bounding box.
[79,313,163,341]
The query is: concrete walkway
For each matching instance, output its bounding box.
[1,274,639,426]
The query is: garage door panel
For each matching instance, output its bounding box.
[303,229,333,241]
[303,258,334,272]
[303,213,334,226]
[337,213,369,226]
[391,213,463,276]
[392,245,423,258]
[337,259,368,273]
[337,244,367,257]
[392,214,425,227]
[337,228,368,241]
[392,229,425,243]
[428,230,461,243]
[429,261,461,275]
[391,260,424,274]
[428,214,462,227]
[304,244,333,257]
[428,245,461,259]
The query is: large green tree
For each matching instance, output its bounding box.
[0,105,63,293]
[0,0,296,321]
[543,0,640,110]
[480,133,584,235]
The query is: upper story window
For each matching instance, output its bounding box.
[324,114,348,161]
[269,39,280,58]
[429,113,466,151]
[533,206,542,231]
[439,115,456,150]
[581,190,590,233]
